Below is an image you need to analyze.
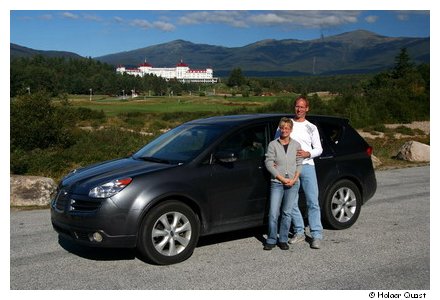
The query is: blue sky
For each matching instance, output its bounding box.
[10,10,430,58]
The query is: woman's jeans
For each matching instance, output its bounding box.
[293,164,323,240]
[266,180,300,245]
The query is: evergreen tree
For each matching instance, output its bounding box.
[227,68,246,87]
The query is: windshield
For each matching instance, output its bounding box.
[133,124,224,164]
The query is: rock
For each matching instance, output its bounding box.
[371,154,382,169]
[396,141,430,162]
[10,175,57,207]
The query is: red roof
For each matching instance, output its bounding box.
[139,62,152,67]
[176,59,189,67]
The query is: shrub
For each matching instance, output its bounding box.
[11,91,76,151]
[11,128,151,181]
[394,126,416,136]
[256,98,294,113]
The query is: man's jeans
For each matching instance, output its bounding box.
[266,180,300,245]
[293,164,323,240]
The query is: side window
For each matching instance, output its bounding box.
[317,122,343,145]
[216,125,267,161]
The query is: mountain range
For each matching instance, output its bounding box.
[11,30,429,76]
[10,43,83,60]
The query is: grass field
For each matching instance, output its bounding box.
[65,94,289,116]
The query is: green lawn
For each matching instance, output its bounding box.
[66,94,286,116]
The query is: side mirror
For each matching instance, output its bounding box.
[215,151,238,163]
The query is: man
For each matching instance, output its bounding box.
[278,96,323,249]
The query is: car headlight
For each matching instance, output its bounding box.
[89,178,132,198]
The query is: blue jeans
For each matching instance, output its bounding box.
[293,164,323,240]
[267,181,300,245]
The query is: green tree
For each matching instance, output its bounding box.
[227,68,246,87]
[392,48,414,79]
[11,91,75,151]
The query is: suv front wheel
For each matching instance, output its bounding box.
[137,201,200,265]
[322,179,361,230]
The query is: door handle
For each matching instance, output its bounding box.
[319,155,333,160]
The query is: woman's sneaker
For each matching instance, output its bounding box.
[263,243,276,251]
[311,239,321,249]
[288,234,305,244]
[278,242,289,250]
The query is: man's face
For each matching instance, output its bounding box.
[295,99,309,118]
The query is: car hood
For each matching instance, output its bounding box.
[60,157,176,194]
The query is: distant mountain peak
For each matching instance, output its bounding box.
[319,29,388,42]
[11,29,429,76]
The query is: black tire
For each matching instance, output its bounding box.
[137,201,200,265]
[322,179,362,230]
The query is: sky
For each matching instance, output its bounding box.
[10,10,430,58]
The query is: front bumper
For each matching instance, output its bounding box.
[50,191,138,248]
[51,219,137,248]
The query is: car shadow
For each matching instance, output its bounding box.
[58,236,137,261]
[57,227,267,263]
[197,226,266,247]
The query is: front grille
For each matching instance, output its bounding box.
[52,224,93,242]
[73,230,91,241]
[70,199,102,212]
[54,190,69,211]
[53,189,102,213]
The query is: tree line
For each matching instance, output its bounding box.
[249,48,429,127]
[10,55,211,97]
[11,55,374,98]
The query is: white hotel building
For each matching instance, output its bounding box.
[116,60,219,83]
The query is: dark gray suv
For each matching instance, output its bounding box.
[51,114,376,265]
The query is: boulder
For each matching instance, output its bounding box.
[396,141,430,162]
[10,175,57,207]
[371,154,382,169]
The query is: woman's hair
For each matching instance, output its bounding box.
[279,117,293,128]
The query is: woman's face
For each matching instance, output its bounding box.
[279,123,292,138]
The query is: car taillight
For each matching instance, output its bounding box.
[366,146,373,156]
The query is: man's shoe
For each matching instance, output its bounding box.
[288,234,305,244]
[264,244,276,251]
[278,242,289,250]
[311,239,321,249]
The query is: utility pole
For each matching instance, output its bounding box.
[312,56,316,75]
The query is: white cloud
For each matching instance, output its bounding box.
[61,12,80,20]
[38,14,53,21]
[113,16,124,23]
[397,14,410,21]
[130,19,153,29]
[153,21,175,31]
[365,15,378,23]
[177,11,360,29]
[83,14,102,22]
[178,11,248,28]
[129,19,176,32]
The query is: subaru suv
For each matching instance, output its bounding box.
[51,114,376,265]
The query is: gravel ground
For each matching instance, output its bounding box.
[358,121,429,139]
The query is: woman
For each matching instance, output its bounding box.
[264,117,303,250]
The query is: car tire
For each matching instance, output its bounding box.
[137,201,200,265]
[322,179,361,230]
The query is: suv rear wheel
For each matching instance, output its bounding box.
[322,179,361,230]
[137,201,200,265]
